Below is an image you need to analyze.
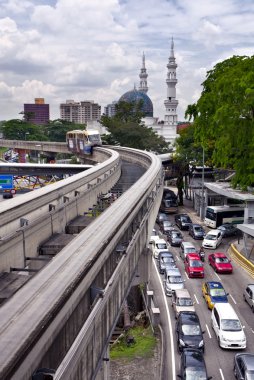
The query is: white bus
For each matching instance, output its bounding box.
[204,205,244,228]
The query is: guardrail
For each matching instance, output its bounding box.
[0,147,163,380]
[229,244,254,278]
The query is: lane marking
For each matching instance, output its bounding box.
[152,258,176,380]
[176,256,180,262]
[219,368,225,380]
[215,272,221,281]
[194,294,199,304]
[206,324,212,338]
[230,294,237,304]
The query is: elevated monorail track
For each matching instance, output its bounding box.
[0,145,163,380]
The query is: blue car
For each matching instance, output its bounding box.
[202,281,228,309]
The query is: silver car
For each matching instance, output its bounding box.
[164,268,184,296]
[243,284,254,312]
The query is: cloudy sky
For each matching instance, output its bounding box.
[0,0,253,122]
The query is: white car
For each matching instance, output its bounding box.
[202,229,222,249]
[211,303,246,349]
[151,238,168,259]
[149,228,160,244]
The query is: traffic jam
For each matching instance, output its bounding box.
[150,187,254,380]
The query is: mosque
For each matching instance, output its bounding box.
[118,38,179,146]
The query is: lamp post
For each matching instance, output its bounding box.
[200,146,205,220]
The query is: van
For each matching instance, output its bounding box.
[163,267,184,296]
[180,241,197,260]
[151,238,168,259]
[202,229,222,249]
[211,303,246,349]
[172,289,195,318]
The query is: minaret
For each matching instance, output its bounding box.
[138,52,148,93]
[164,37,178,129]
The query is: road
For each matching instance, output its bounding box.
[150,210,254,380]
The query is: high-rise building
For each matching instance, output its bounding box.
[23,98,50,125]
[60,100,101,124]
[104,101,117,117]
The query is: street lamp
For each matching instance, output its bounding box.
[200,146,205,220]
[35,144,42,163]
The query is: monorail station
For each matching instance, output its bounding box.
[204,182,254,260]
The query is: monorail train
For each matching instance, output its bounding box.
[66,129,102,155]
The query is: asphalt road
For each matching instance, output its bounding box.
[150,211,254,380]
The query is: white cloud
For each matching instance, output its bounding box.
[0,0,253,121]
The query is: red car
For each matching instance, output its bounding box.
[208,252,233,274]
[185,253,204,278]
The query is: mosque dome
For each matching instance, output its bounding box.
[119,88,153,117]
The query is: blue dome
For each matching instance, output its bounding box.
[119,89,153,117]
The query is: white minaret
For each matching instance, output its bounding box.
[138,52,148,93]
[164,37,178,132]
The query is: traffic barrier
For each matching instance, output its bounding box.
[229,244,254,278]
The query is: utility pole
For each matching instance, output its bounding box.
[201,146,205,220]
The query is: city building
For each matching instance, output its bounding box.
[23,98,50,125]
[60,100,101,124]
[104,101,117,117]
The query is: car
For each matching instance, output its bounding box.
[188,224,206,240]
[149,228,160,244]
[168,229,183,247]
[175,213,192,230]
[180,241,197,260]
[211,303,246,349]
[156,212,170,225]
[202,229,222,249]
[202,281,228,310]
[185,253,204,278]
[172,289,195,318]
[243,284,254,312]
[158,251,176,274]
[164,267,184,296]
[218,223,239,237]
[234,353,254,380]
[177,349,212,380]
[175,311,205,353]
[151,238,168,259]
[208,252,233,273]
[160,220,175,235]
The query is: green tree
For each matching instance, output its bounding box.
[186,55,254,189]
[1,119,48,141]
[100,101,169,153]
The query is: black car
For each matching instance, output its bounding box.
[175,214,192,230]
[176,311,205,353]
[177,349,212,380]
[158,251,176,274]
[234,353,254,380]
[168,229,183,246]
[189,224,205,240]
[217,223,239,237]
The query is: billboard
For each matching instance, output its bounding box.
[0,175,14,190]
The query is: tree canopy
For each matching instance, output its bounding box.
[185,55,254,189]
[100,100,169,153]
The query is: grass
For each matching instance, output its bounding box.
[110,326,157,361]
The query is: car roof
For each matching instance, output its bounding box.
[165,267,181,275]
[159,251,173,257]
[186,253,200,259]
[206,281,224,289]
[183,349,205,367]
[175,289,191,297]
[235,354,254,370]
[155,238,167,244]
[181,241,195,247]
[206,229,221,235]
[214,302,238,318]
[178,311,199,322]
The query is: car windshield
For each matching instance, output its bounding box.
[185,367,207,380]
[177,297,193,306]
[163,221,172,227]
[205,235,216,240]
[182,324,201,336]
[172,233,182,238]
[162,257,174,263]
[189,260,202,268]
[215,257,229,263]
[186,248,196,253]
[194,227,203,232]
[182,216,191,222]
[156,243,167,249]
[221,319,242,331]
[210,288,226,297]
[169,276,183,283]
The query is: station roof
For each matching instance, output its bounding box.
[204,182,254,202]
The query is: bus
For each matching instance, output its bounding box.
[204,205,244,228]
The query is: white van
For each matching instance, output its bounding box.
[151,238,168,259]
[202,229,222,249]
[179,241,197,260]
[211,303,246,349]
